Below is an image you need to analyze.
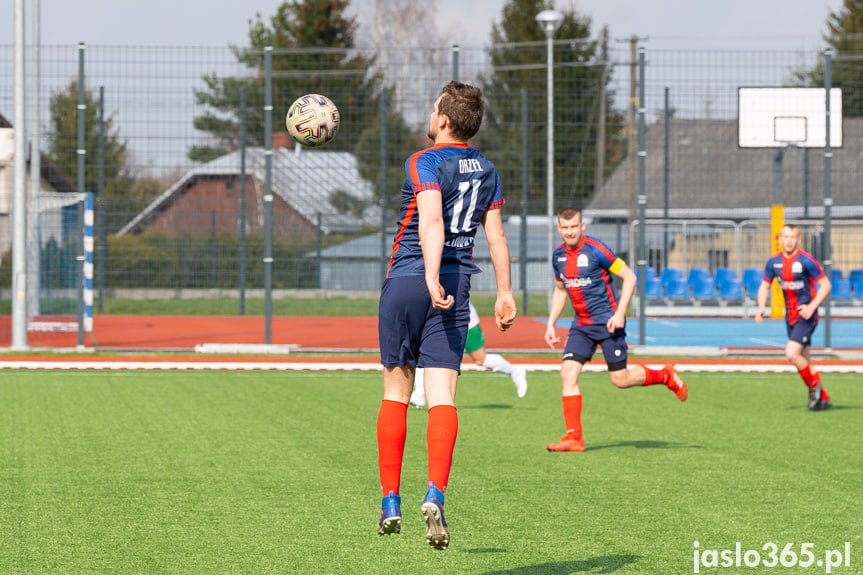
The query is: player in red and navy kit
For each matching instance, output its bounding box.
[376,81,517,550]
[755,224,833,411]
[544,207,687,453]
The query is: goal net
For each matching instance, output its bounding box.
[27,191,93,335]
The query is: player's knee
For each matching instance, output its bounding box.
[608,368,629,388]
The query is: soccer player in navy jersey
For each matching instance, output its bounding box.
[755,224,833,411]
[375,81,517,550]
[544,207,687,453]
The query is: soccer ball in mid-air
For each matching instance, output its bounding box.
[286,94,340,148]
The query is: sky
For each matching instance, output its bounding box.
[2,0,846,51]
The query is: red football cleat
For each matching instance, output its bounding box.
[546,435,585,452]
[665,364,687,401]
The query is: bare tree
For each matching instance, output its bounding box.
[358,0,454,126]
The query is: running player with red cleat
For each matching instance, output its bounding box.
[544,207,687,453]
[755,223,833,411]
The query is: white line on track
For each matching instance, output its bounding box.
[1,361,862,373]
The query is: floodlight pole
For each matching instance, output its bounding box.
[536,9,563,310]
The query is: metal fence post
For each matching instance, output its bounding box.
[824,49,833,350]
[97,87,106,313]
[521,87,529,314]
[264,46,273,344]
[637,47,647,346]
[380,87,388,282]
[76,43,86,348]
[239,85,247,316]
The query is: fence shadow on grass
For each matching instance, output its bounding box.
[461,403,517,410]
[584,439,702,452]
[477,554,643,574]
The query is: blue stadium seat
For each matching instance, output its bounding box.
[742,268,763,298]
[660,267,684,289]
[664,279,689,300]
[637,266,658,286]
[717,279,744,301]
[645,277,663,299]
[852,277,863,298]
[832,278,852,301]
[714,267,738,288]
[686,267,711,286]
[831,269,844,283]
[690,278,717,301]
[849,268,863,284]
[645,266,658,282]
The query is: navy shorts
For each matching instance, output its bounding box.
[378,274,471,372]
[562,323,628,370]
[787,315,818,347]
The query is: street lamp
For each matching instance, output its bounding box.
[536,9,564,309]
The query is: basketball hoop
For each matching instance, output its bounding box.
[738,87,842,149]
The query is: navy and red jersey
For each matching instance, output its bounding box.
[552,235,626,326]
[763,249,825,325]
[386,142,504,279]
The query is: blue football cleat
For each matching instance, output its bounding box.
[377,491,401,536]
[421,482,449,550]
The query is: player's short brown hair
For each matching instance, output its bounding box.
[438,81,484,141]
[558,206,583,221]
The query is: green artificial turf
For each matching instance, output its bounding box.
[0,369,860,574]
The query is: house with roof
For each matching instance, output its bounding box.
[117,140,379,239]
[587,117,863,221]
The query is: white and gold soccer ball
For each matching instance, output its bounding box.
[285,94,340,148]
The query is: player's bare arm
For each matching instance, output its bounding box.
[483,209,517,331]
[754,280,771,323]
[608,262,636,332]
[418,188,453,310]
[799,275,832,320]
[544,280,568,348]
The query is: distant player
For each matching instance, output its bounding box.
[755,223,833,411]
[409,301,528,408]
[544,207,687,453]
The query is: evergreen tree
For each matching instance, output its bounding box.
[796,0,863,116]
[190,0,379,163]
[46,81,157,232]
[47,80,128,193]
[478,0,623,211]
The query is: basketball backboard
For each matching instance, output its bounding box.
[738,87,842,148]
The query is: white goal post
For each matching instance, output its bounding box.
[27,191,93,336]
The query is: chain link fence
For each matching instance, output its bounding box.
[1,41,861,328]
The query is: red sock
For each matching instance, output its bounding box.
[642,365,667,386]
[377,399,407,496]
[798,365,818,388]
[562,394,583,441]
[798,366,830,400]
[427,405,458,492]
